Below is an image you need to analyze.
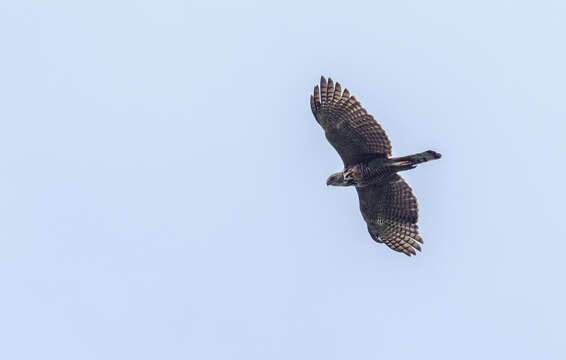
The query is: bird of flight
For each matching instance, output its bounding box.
[310,76,441,256]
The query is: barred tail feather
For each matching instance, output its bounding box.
[391,150,441,168]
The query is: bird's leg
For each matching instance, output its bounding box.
[343,168,354,182]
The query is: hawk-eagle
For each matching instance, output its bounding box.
[310,76,441,256]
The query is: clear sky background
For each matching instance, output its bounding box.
[2,1,566,359]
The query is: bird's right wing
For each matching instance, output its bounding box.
[310,76,392,166]
[356,175,423,256]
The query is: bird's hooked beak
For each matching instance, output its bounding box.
[326,173,344,186]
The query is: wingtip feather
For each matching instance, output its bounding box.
[320,76,327,104]
[327,78,334,103]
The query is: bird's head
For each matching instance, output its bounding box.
[326,172,352,186]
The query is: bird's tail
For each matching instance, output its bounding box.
[389,150,442,169]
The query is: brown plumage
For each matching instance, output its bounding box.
[310,76,441,256]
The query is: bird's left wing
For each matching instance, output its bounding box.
[310,76,392,166]
[356,175,423,256]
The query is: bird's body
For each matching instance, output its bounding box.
[328,150,441,188]
[310,76,441,256]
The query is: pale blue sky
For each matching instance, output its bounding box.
[1,1,566,359]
